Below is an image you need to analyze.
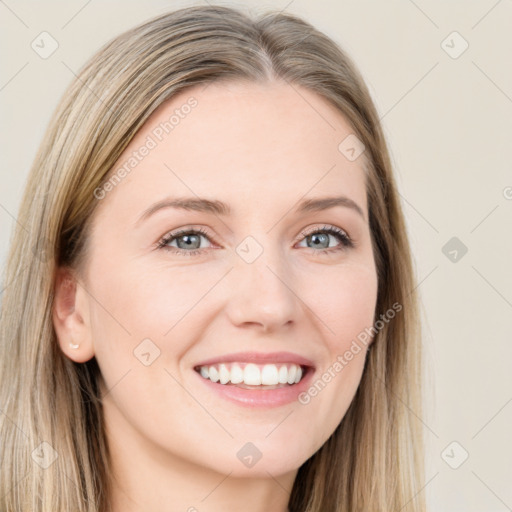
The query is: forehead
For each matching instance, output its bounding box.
[97,80,368,219]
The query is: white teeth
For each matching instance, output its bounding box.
[230,363,244,384]
[244,363,261,385]
[218,363,230,384]
[197,362,306,386]
[208,366,219,383]
[287,365,297,384]
[261,364,279,385]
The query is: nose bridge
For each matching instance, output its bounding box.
[225,233,300,330]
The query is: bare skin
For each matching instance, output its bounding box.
[53,80,378,512]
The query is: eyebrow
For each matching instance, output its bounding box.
[136,195,365,225]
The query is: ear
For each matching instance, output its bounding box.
[52,266,95,363]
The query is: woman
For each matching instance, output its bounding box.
[0,5,425,511]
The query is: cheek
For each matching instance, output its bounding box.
[298,263,377,437]
[86,256,220,383]
[88,254,210,334]
[311,262,378,346]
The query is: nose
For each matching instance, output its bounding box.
[224,245,301,333]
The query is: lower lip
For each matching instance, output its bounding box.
[193,367,315,408]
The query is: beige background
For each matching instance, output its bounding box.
[1,1,511,510]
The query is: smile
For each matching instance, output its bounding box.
[194,362,307,386]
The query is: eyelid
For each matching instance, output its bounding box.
[156,226,216,250]
[295,224,350,241]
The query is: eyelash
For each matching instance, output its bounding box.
[156,225,354,257]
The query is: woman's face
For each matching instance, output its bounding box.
[59,81,378,478]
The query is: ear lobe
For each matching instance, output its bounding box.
[53,267,95,363]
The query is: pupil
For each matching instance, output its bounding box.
[310,233,328,249]
[177,234,200,250]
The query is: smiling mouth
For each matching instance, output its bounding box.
[193,362,311,387]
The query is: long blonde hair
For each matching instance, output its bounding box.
[0,6,425,511]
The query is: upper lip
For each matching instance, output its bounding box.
[194,351,315,369]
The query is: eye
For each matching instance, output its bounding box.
[156,224,354,257]
[296,225,354,254]
[156,227,215,256]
